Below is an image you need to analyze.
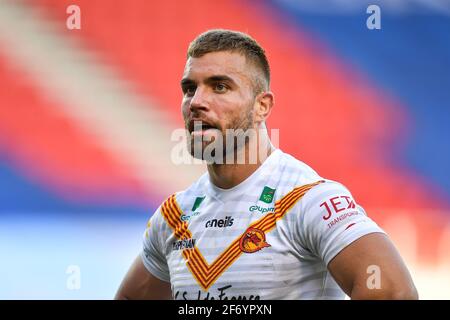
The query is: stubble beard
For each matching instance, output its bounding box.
[186,106,255,163]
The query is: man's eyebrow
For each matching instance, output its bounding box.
[205,75,236,85]
[180,78,195,87]
[180,75,237,88]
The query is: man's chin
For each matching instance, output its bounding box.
[186,131,250,163]
[189,141,214,160]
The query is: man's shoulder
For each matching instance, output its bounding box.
[274,151,354,209]
[299,179,352,205]
[278,150,321,177]
[278,151,352,189]
[274,150,326,192]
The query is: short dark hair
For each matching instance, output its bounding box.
[187,29,270,93]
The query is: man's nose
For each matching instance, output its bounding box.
[189,87,209,113]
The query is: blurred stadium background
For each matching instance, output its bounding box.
[0,0,449,299]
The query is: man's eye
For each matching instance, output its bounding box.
[184,86,196,96]
[214,83,228,93]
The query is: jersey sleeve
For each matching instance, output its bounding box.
[141,205,171,283]
[296,181,386,266]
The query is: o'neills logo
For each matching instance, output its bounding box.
[239,227,271,253]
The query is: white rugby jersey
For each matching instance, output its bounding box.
[141,149,385,300]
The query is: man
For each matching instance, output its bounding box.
[115,29,418,300]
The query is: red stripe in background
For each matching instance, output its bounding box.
[21,0,450,263]
[0,53,149,205]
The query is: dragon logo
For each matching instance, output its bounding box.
[239,227,271,253]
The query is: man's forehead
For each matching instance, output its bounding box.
[183,51,252,80]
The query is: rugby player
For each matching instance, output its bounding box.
[115,29,418,300]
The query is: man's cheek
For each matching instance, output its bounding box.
[181,103,190,119]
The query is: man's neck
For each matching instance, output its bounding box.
[207,143,275,189]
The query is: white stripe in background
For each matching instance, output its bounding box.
[0,0,205,199]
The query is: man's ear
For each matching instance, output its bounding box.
[254,91,274,123]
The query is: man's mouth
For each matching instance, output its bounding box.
[189,120,219,134]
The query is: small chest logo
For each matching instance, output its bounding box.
[239,227,271,253]
[259,186,275,204]
[205,216,234,228]
[180,211,200,222]
[192,196,205,211]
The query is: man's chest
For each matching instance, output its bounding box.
[164,199,304,299]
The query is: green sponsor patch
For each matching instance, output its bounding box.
[259,186,275,204]
[191,196,205,211]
